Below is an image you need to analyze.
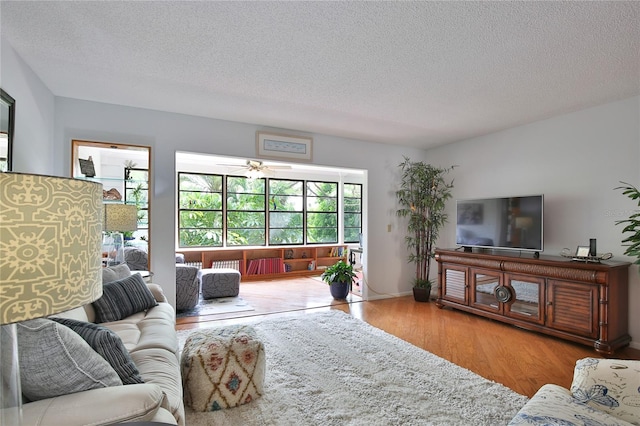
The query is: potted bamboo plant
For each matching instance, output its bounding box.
[615,181,640,268]
[321,260,357,299]
[396,157,454,302]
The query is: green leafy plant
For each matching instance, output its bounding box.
[615,181,640,266]
[396,157,455,289]
[320,260,357,285]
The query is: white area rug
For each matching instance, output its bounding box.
[177,310,528,425]
[176,296,254,319]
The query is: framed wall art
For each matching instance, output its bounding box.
[256,132,313,162]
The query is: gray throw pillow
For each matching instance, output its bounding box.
[93,273,158,323]
[17,318,122,401]
[51,318,144,385]
[102,263,132,284]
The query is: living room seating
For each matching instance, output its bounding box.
[199,268,241,299]
[124,246,149,271]
[175,264,200,311]
[124,248,200,312]
[17,264,185,425]
[509,358,640,425]
[181,324,265,411]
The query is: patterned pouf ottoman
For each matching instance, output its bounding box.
[181,325,265,411]
[199,268,241,299]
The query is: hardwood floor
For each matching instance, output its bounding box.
[176,277,640,398]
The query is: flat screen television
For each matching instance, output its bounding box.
[456,195,543,253]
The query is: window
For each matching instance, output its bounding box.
[178,171,361,248]
[343,183,362,243]
[178,173,223,247]
[124,168,149,241]
[226,176,266,246]
[306,181,338,244]
[268,179,304,245]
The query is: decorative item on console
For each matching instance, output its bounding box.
[78,156,96,177]
[560,245,613,263]
[103,187,122,200]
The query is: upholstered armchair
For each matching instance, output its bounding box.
[175,264,200,311]
[124,247,149,271]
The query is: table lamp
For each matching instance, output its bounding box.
[0,173,103,424]
[102,203,138,266]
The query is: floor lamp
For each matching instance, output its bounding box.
[0,173,103,425]
[103,203,138,266]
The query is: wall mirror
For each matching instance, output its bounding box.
[1,89,16,172]
[72,140,151,268]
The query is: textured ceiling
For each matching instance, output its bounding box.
[1,1,639,149]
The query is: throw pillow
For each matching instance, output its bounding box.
[17,318,122,401]
[571,357,640,425]
[102,263,132,284]
[93,273,158,323]
[51,318,144,385]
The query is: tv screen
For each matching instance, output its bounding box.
[456,195,543,252]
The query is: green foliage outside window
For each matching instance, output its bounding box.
[177,171,362,248]
[306,181,338,243]
[344,183,362,243]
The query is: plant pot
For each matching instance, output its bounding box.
[330,282,350,299]
[413,286,431,302]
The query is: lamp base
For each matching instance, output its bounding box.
[103,232,125,266]
[1,323,23,424]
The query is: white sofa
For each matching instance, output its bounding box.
[16,265,185,426]
[509,358,640,425]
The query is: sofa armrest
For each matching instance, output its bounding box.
[20,383,170,426]
[147,283,168,303]
[570,358,640,424]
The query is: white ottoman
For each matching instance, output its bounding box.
[199,268,241,299]
[181,325,265,411]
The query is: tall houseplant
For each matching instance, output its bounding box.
[615,181,640,267]
[396,157,454,301]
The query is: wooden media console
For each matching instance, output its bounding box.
[435,248,631,355]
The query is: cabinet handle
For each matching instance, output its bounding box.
[547,301,553,306]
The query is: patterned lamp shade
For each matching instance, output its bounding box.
[103,203,138,232]
[0,173,104,324]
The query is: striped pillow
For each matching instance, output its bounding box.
[93,273,158,323]
[51,318,144,385]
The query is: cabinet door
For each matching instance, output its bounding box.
[441,264,467,304]
[504,273,545,325]
[546,280,598,338]
[470,268,501,313]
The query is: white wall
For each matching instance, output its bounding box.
[0,38,55,174]
[53,98,426,307]
[426,95,640,349]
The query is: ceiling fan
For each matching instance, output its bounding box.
[220,160,291,178]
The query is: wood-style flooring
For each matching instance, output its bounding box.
[176,276,640,398]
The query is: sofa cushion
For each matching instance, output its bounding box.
[571,358,640,425]
[51,317,144,385]
[131,347,185,426]
[93,273,158,323]
[102,263,132,284]
[508,383,635,425]
[20,384,173,425]
[17,318,122,401]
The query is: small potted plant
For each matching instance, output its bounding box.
[321,260,356,299]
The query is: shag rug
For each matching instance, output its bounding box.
[177,310,527,425]
[176,296,254,319]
